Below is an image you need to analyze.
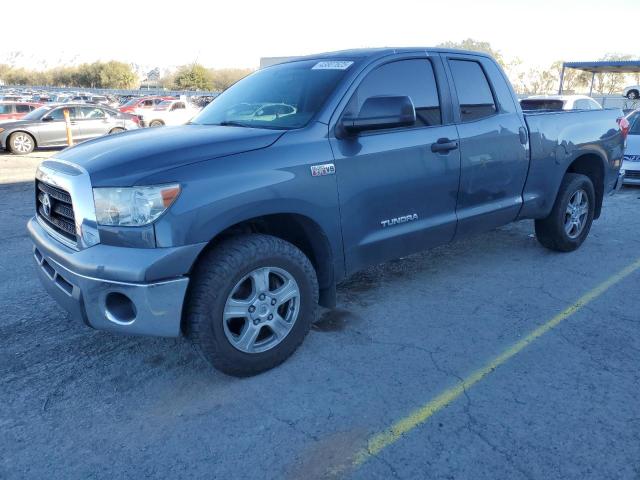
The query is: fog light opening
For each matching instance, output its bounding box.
[105,292,137,325]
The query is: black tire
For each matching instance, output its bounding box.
[149,120,164,127]
[535,173,595,252]
[8,132,35,155]
[627,90,639,100]
[109,127,125,135]
[184,234,319,377]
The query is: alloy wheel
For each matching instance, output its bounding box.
[222,266,300,354]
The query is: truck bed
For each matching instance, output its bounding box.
[519,108,625,219]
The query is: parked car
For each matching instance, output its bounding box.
[137,100,200,127]
[622,110,640,184]
[0,104,139,154]
[118,96,174,114]
[0,102,42,123]
[622,85,640,100]
[28,48,625,376]
[520,95,602,111]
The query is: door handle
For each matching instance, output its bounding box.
[431,138,459,153]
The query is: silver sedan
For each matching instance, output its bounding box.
[0,104,139,154]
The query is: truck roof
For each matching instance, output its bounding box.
[273,47,493,65]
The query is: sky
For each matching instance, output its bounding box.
[2,0,639,70]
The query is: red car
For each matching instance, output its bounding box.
[118,96,174,114]
[0,102,42,122]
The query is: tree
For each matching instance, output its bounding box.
[436,38,504,67]
[592,53,633,94]
[209,68,253,91]
[172,64,214,91]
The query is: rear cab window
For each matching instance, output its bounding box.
[520,99,566,111]
[448,59,497,122]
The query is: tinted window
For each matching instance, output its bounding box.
[80,107,106,119]
[48,107,78,121]
[0,105,13,114]
[520,99,565,111]
[344,59,441,127]
[16,104,31,113]
[449,60,497,122]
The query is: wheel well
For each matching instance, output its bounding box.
[566,154,604,218]
[200,214,336,307]
[629,89,639,94]
[9,130,37,146]
[150,119,164,125]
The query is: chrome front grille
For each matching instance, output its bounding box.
[625,170,640,180]
[36,180,77,243]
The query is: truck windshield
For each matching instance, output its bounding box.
[190,59,355,129]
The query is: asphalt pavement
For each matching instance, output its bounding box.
[1,150,639,479]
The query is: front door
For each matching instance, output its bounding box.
[37,107,81,146]
[330,57,461,274]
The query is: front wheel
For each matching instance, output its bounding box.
[8,132,35,155]
[109,127,125,135]
[627,90,639,100]
[535,173,595,252]
[149,120,164,127]
[184,234,319,377]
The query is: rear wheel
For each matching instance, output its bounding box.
[109,127,125,135]
[149,120,164,127]
[627,90,639,100]
[535,173,595,252]
[8,132,35,155]
[184,234,318,377]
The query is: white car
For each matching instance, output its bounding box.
[622,110,640,185]
[520,95,602,111]
[622,85,640,100]
[137,100,200,127]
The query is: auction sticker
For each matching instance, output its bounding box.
[312,61,354,70]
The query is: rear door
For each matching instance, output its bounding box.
[330,56,461,274]
[77,106,114,141]
[443,54,529,237]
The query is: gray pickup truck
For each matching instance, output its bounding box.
[28,48,626,376]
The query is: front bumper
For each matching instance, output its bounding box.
[621,163,640,185]
[28,217,205,337]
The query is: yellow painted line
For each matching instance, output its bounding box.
[352,257,640,468]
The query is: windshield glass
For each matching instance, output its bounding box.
[122,98,140,107]
[156,101,172,110]
[22,106,52,120]
[191,59,354,129]
[628,111,640,135]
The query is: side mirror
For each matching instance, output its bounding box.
[42,116,54,122]
[341,95,416,135]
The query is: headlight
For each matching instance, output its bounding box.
[93,184,180,226]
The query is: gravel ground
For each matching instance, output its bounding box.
[1,149,639,479]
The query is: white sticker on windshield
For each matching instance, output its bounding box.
[312,61,354,70]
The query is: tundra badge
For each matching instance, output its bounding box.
[310,164,335,177]
[381,214,419,228]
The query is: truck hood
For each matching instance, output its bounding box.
[54,124,285,186]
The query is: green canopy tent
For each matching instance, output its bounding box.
[559,61,640,96]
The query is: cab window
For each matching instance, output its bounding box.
[449,60,497,122]
[343,59,442,128]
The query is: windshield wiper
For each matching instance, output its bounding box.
[217,121,250,128]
